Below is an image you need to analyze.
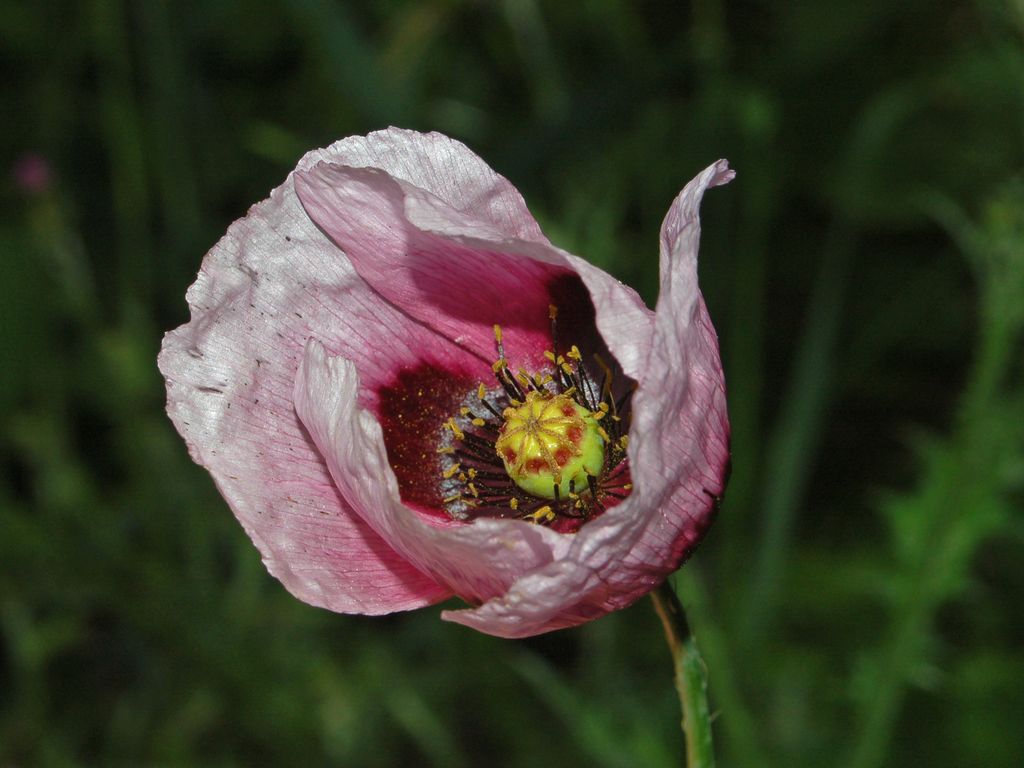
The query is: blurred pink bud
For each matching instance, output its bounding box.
[11,152,52,195]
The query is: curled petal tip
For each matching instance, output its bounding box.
[710,159,736,186]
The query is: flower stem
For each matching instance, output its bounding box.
[651,580,715,768]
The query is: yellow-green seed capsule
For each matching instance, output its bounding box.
[495,390,605,499]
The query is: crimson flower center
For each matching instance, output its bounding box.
[434,307,633,530]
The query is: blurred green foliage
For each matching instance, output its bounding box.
[2,1,1023,766]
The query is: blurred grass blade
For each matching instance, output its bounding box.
[740,87,922,646]
[846,181,1024,768]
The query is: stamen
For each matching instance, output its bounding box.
[549,304,565,393]
[575,350,600,410]
[593,353,615,415]
[444,418,465,441]
[526,505,555,524]
[614,384,634,418]
[493,361,525,402]
[459,431,496,451]
[476,385,504,419]
[454,443,494,462]
[493,324,505,357]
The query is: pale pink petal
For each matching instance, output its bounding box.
[557,252,656,382]
[444,161,733,637]
[294,340,575,604]
[294,131,652,372]
[159,156,457,614]
[297,128,547,244]
[295,162,571,367]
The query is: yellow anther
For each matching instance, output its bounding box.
[597,426,611,442]
[548,304,558,320]
[443,463,461,479]
[442,493,462,504]
[492,359,507,373]
[622,483,633,491]
[471,417,486,427]
[510,498,519,510]
[561,363,574,375]
[493,324,503,343]
[460,407,470,416]
[467,468,478,479]
[526,506,555,523]
[544,350,557,362]
[468,483,479,498]
[567,346,582,361]
[446,418,465,441]
[619,435,629,450]
[436,446,455,455]
[477,383,487,400]
[458,472,467,482]
[593,409,606,421]
[599,402,610,412]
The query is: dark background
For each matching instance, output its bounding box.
[2,1,1022,766]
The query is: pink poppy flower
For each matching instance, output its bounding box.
[159,128,732,638]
